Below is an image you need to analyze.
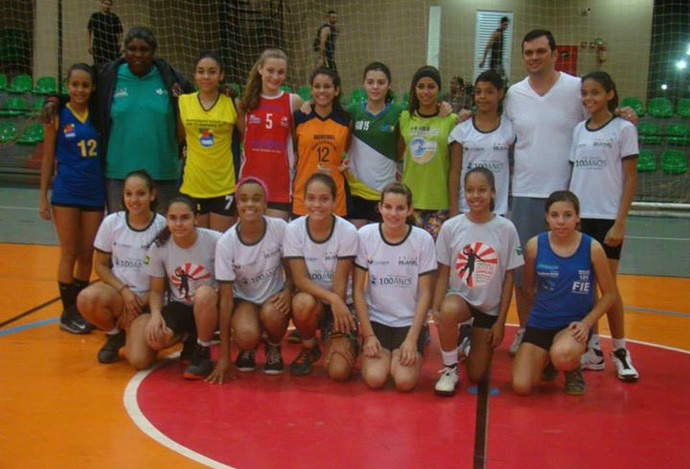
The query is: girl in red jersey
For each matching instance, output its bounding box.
[237,49,303,220]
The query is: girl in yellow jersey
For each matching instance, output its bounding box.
[177,51,238,232]
[293,67,350,217]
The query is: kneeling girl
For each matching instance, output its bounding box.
[353,182,437,391]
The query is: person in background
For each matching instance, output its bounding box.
[87,0,123,70]
[479,16,509,76]
[315,10,339,71]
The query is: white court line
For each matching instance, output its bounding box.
[124,326,689,469]
[0,205,37,210]
[123,351,236,469]
[626,235,690,242]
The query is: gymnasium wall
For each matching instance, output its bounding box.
[32,0,653,100]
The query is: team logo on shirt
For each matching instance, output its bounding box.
[455,242,498,287]
[409,137,438,164]
[171,262,212,304]
[573,157,607,169]
[63,124,76,139]
[199,129,215,147]
[571,269,591,294]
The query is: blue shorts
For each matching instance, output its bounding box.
[51,174,105,209]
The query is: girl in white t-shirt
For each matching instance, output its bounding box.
[284,173,359,380]
[569,71,639,382]
[353,182,437,392]
[433,168,523,396]
[129,195,220,380]
[78,170,165,365]
[207,178,291,383]
[448,70,514,216]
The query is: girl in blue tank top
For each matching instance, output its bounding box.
[39,63,105,335]
[511,191,616,396]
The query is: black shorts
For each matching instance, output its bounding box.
[267,201,292,213]
[348,195,381,222]
[579,218,622,260]
[51,201,105,212]
[161,302,196,336]
[370,321,427,355]
[191,194,236,216]
[320,304,359,349]
[522,326,568,351]
[471,307,498,329]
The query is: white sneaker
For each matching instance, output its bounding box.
[434,365,460,396]
[611,348,639,382]
[581,346,606,371]
[509,328,525,356]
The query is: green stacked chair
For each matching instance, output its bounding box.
[676,98,690,118]
[348,87,366,104]
[389,90,398,104]
[666,122,690,145]
[647,97,673,118]
[0,121,17,142]
[226,82,241,97]
[620,96,644,117]
[637,121,662,144]
[660,150,688,174]
[280,84,292,93]
[16,123,44,144]
[34,76,57,95]
[636,149,656,173]
[7,74,32,94]
[0,74,7,91]
[297,85,311,101]
[60,83,68,96]
[401,92,409,108]
[0,96,28,116]
[31,97,46,116]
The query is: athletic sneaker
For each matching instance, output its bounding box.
[59,305,92,335]
[290,345,322,376]
[434,365,460,397]
[564,368,586,395]
[180,333,198,365]
[183,344,213,380]
[581,346,605,370]
[263,344,284,375]
[541,361,558,381]
[98,330,126,364]
[611,348,639,382]
[235,349,256,372]
[457,324,472,361]
[287,329,302,344]
[509,328,525,356]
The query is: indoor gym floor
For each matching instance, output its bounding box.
[0,185,689,469]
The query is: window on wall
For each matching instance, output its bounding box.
[474,11,514,83]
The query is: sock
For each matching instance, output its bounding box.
[266,339,281,347]
[106,327,121,336]
[73,278,89,295]
[588,334,601,349]
[197,338,212,347]
[612,338,626,350]
[302,337,317,348]
[441,347,459,367]
[58,281,75,309]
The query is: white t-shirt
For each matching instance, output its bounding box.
[569,117,639,219]
[355,224,437,327]
[145,228,221,305]
[215,216,287,304]
[94,212,166,296]
[448,116,514,214]
[505,73,587,198]
[283,215,358,301]
[436,214,524,316]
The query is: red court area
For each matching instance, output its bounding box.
[130,330,690,469]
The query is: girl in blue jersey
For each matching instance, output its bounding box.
[512,191,616,396]
[39,63,105,335]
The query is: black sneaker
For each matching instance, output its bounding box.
[263,343,284,375]
[98,330,126,364]
[180,333,198,365]
[564,368,586,395]
[59,305,91,335]
[541,361,558,381]
[289,345,322,376]
[236,349,257,372]
[287,329,302,344]
[183,344,212,380]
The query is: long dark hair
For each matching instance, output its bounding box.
[151,195,197,247]
[310,67,344,114]
[65,63,98,113]
[408,65,441,114]
[464,167,496,212]
[582,71,619,112]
